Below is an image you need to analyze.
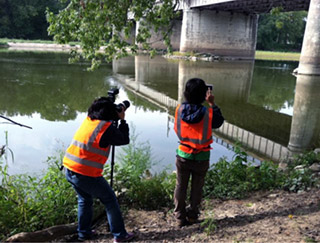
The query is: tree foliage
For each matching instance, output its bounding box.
[0,0,65,40]
[257,9,307,51]
[46,0,179,70]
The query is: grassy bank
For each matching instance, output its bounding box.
[255,50,300,62]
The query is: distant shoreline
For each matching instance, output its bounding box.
[1,40,300,62]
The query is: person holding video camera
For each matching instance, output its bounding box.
[174,78,224,227]
[62,95,134,242]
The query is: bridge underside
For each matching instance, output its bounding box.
[191,0,311,14]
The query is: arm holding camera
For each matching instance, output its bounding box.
[99,107,129,147]
[206,86,224,129]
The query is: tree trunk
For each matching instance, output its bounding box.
[5,223,77,242]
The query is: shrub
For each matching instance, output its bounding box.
[281,151,320,193]
[203,146,281,199]
[0,155,77,241]
[103,130,176,210]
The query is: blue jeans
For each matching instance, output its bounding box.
[65,169,127,239]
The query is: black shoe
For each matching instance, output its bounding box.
[114,232,135,242]
[187,217,199,224]
[177,219,191,227]
[78,230,97,242]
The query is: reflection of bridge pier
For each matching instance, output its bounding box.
[113,48,320,162]
[112,57,294,162]
[177,60,254,104]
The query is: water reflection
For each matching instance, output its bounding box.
[112,56,319,162]
[0,51,113,121]
[1,51,319,175]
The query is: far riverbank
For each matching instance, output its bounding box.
[0,38,300,62]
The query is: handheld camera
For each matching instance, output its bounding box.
[107,88,130,113]
[206,84,213,91]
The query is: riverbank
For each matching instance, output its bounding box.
[0,39,300,62]
[57,188,320,242]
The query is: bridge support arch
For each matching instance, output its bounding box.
[179,8,258,59]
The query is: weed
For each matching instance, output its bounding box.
[200,210,217,235]
[103,128,175,210]
[0,155,77,241]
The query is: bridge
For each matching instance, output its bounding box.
[129,0,320,76]
[179,0,310,13]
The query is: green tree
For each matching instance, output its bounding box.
[46,0,179,70]
[257,10,307,51]
[0,0,65,40]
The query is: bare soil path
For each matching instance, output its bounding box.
[59,188,320,242]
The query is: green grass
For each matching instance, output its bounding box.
[255,50,300,61]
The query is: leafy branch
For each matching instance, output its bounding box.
[46,0,180,70]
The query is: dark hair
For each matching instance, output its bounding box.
[87,97,117,120]
[183,78,207,104]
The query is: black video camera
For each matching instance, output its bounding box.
[108,88,130,112]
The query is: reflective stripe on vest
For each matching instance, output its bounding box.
[176,105,212,144]
[63,117,111,177]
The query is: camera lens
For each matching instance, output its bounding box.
[116,100,130,112]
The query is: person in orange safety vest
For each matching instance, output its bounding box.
[63,97,134,242]
[173,78,224,227]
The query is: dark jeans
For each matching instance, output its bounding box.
[65,169,127,239]
[174,156,209,221]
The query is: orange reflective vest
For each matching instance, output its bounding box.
[63,117,112,177]
[174,104,213,154]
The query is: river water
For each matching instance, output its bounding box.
[0,50,319,175]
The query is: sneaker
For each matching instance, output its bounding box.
[114,232,135,242]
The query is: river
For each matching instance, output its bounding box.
[0,50,319,175]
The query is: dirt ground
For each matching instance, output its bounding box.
[63,188,320,242]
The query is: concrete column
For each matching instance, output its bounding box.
[297,0,320,75]
[180,8,258,58]
[136,19,182,51]
[288,75,320,152]
[118,22,136,45]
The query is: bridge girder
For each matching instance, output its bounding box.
[185,0,310,14]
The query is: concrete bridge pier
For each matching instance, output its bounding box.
[297,0,320,75]
[288,0,320,153]
[287,75,320,152]
[136,19,182,51]
[179,8,258,58]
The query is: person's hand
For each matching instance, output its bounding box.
[206,89,215,107]
[117,107,125,120]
